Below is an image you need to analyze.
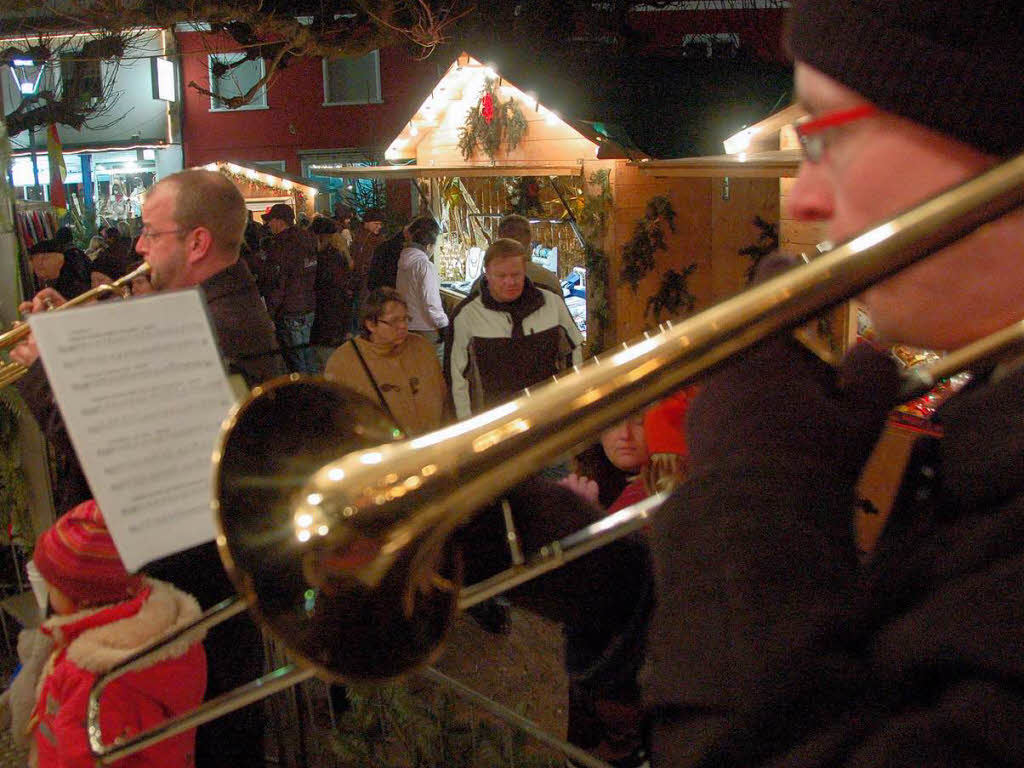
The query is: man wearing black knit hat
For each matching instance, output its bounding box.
[643,2,1024,765]
[457,2,1024,767]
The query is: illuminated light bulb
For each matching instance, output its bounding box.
[205,163,218,172]
[409,124,418,136]
[296,513,313,528]
[227,163,241,174]
[328,468,345,482]
[282,180,293,190]
[317,525,329,536]
[297,529,311,543]
[305,493,323,506]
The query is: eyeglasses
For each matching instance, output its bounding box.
[138,227,188,241]
[794,104,879,163]
[376,314,412,327]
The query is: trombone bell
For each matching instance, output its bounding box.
[213,376,460,682]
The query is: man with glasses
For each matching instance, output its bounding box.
[460,1,1023,766]
[12,168,282,768]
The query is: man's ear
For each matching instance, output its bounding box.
[184,227,214,265]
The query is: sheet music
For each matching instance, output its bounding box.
[30,290,236,570]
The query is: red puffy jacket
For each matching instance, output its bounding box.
[33,579,207,768]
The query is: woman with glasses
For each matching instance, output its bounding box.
[324,287,448,437]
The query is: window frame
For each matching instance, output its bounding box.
[208,52,269,112]
[321,50,383,107]
[60,52,104,102]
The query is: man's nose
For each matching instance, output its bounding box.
[786,161,834,222]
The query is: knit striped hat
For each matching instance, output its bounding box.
[33,500,140,606]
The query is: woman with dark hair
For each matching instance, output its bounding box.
[396,216,448,354]
[324,287,447,437]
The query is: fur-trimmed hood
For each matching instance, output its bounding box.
[42,577,204,674]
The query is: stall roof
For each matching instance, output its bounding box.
[200,160,323,196]
[309,160,588,180]
[635,149,801,178]
[374,52,641,167]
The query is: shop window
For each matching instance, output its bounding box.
[208,53,267,111]
[322,51,382,105]
[60,53,104,103]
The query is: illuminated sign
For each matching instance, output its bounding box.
[151,56,176,101]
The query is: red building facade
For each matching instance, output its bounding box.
[175,29,439,186]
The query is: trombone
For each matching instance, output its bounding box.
[87,154,1024,764]
[0,262,151,388]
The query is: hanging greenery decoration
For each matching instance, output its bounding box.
[620,195,677,291]
[458,78,528,162]
[575,170,613,354]
[503,176,544,216]
[738,215,779,283]
[647,263,698,322]
[0,392,33,552]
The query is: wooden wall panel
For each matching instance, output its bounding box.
[710,177,780,302]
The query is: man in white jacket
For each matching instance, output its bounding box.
[446,238,582,420]
[396,216,448,353]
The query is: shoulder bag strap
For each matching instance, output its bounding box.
[349,339,399,424]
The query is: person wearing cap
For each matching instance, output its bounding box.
[12,500,206,768]
[261,202,320,374]
[348,208,387,334]
[458,2,1024,766]
[25,238,91,301]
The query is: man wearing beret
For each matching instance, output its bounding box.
[25,238,91,301]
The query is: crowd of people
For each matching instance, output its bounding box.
[4,0,1022,766]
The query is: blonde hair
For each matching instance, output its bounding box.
[483,237,526,268]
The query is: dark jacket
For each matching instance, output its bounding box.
[311,242,352,347]
[349,227,385,309]
[16,259,284,516]
[642,364,1024,767]
[365,229,406,292]
[263,226,318,318]
[203,259,286,385]
[43,249,91,300]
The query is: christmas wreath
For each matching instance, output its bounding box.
[458,78,528,161]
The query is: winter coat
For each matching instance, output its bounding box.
[311,241,353,347]
[262,226,318,319]
[446,279,582,419]
[324,335,447,436]
[644,362,1024,766]
[395,245,449,333]
[32,579,206,768]
[365,229,406,292]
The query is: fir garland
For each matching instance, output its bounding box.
[738,215,779,283]
[458,78,528,162]
[620,195,677,291]
[647,263,697,322]
[577,170,613,354]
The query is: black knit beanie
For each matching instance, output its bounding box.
[787,0,1024,157]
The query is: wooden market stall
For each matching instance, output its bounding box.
[202,160,321,223]
[313,54,796,353]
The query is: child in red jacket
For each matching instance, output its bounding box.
[28,500,207,768]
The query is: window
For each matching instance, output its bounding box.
[208,53,267,111]
[61,53,103,103]
[322,50,381,105]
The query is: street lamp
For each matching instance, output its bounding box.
[8,57,45,95]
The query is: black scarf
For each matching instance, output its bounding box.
[479,277,544,337]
